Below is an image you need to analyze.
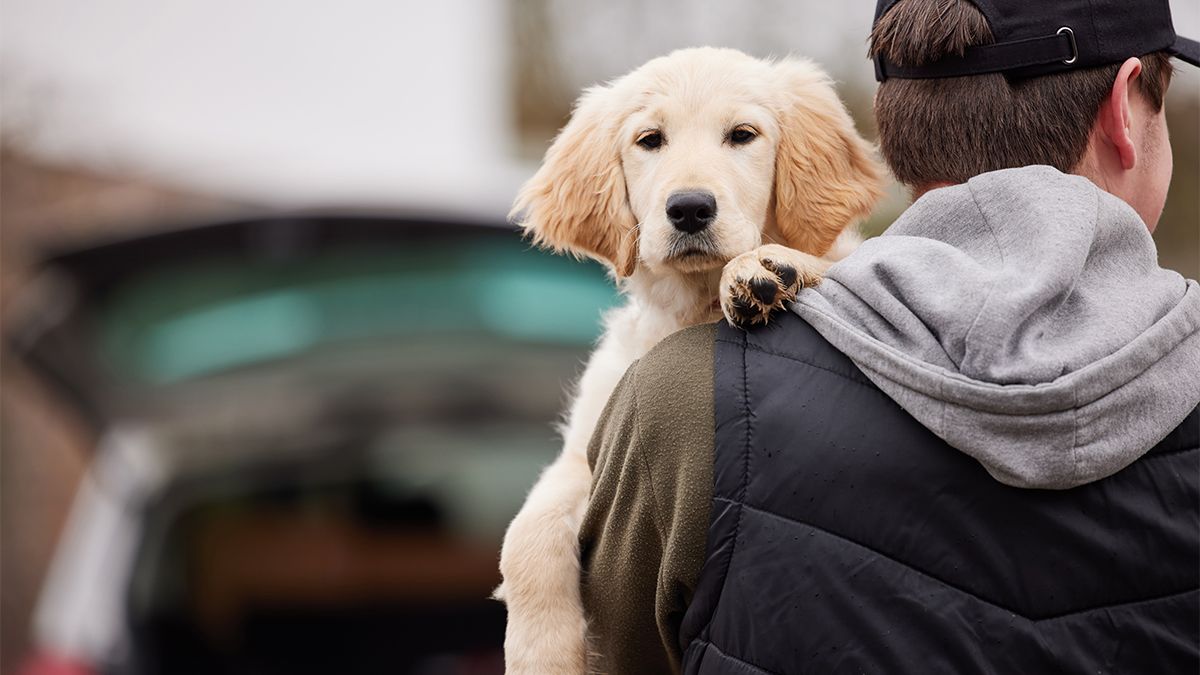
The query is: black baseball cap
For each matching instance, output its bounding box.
[873,0,1199,81]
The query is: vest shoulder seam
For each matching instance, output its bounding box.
[702,330,754,644]
[715,338,884,397]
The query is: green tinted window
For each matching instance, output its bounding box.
[98,238,618,384]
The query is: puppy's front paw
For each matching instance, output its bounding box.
[720,244,824,329]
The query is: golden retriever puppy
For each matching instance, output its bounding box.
[497,47,883,673]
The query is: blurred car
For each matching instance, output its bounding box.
[8,214,618,675]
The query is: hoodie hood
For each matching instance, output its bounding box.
[793,166,1200,489]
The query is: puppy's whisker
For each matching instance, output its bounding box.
[665,230,719,261]
[623,225,641,247]
[618,225,641,264]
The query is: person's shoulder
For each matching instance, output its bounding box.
[580,325,718,674]
[589,322,717,466]
[628,322,716,403]
[624,322,717,444]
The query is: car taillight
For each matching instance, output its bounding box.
[18,653,98,675]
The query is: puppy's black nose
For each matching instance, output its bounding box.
[666,191,717,234]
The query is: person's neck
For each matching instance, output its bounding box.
[909,162,1093,203]
[908,164,1158,235]
[1069,148,1114,196]
[909,181,955,202]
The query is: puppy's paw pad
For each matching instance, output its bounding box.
[721,264,801,330]
[762,260,799,292]
[724,290,765,327]
[721,276,778,329]
[749,277,779,306]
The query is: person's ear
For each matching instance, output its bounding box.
[1100,57,1144,172]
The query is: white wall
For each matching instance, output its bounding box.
[2,0,523,215]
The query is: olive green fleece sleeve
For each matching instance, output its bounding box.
[579,323,717,675]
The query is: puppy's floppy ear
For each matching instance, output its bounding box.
[511,84,638,278]
[770,58,885,256]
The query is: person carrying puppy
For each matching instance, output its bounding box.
[579,0,1200,672]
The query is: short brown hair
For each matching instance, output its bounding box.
[870,0,1173,189]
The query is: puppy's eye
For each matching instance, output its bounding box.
[636,130,664,150]
[729,126,757,145]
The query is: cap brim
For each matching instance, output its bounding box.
[1169,35,1200,67]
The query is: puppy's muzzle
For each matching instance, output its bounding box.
[666,191,717,234]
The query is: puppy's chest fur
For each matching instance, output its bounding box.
[614,268,724,352]
[557,268,722,456]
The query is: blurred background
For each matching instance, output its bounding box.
[1,1,1197,673]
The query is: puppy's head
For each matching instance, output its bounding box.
[513,48,883,278]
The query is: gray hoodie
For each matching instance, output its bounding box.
[793,165,1200,489]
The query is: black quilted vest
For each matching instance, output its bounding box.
[680,313,1199,674]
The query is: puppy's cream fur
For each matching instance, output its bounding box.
[497,47,883,673]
